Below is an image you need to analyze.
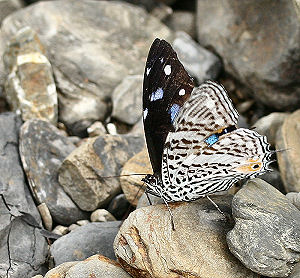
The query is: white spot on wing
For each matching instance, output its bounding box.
[146,68,151,76]
[164,65,171,75]
[143,108,148,119]
[150,87,164,101]
[179,89,185,96]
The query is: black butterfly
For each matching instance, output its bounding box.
[141,39,272,228]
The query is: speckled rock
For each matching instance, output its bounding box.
[3,27,57,124]
[227,178,300,277]
[114,196,259,278]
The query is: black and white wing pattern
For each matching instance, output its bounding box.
[161,82,272,201]
[142,39,273,202]
[143,38,194,175]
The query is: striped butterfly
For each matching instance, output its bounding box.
[142,39,273,211]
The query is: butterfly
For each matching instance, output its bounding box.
[141,38,273,210]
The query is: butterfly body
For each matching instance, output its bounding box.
[142,39,272,203]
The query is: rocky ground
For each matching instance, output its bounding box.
[0,0,299,278]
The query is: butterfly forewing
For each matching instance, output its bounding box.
[143,38,194,174]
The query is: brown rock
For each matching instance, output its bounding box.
[120,148,152,206]
[114,196,259,278]
[276,110,300,192]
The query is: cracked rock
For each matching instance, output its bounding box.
[114,195,258,278]
[0,112,48,278]
[227,178,300,277]
[19,119,88,225]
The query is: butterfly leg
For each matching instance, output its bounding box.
[145,192,153,205]
[206,196,226,218]
[160,195,175,231]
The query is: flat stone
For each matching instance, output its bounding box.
[196,0,300,110]
[227,178,300,277]
[19,119,88,224]
[51,222,121,265]
[0,112,48,278]
[114,196,258,278]
[111,75,143,125]
[3,27,57,124]
[276,110,300,192]
[1,0,172,134]
[172,31,222,84]
[59,134,145,211]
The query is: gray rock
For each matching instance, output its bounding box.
[3,27,57,124]
[253,112,289,146]
[111,75,143,125]
[276,110,300,192]
[19,119,88,224]
[196,0,300,110]
[107,194,130,220]
[0,0,23,23]
[172,31,222,83]
[227,178,300,277]
[288,262,300,278]
[164,10,196,39]
[114,195,259,278]
[0,112,48,278]
[59,134,145,211]
[259,167,285,193]
[1,0,172,135]
[50,222,121,266]
[286,192,300,210]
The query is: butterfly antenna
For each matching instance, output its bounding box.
[271,148,290,154]
[206,196,226,218]
[100,173,148,179]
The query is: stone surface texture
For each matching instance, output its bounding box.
[227,178,300,277]
[112,75,143,125]
[3,27,57,124]
[173,31,221,84]
[0,112,48,278]
[0,0,172,134]
[19,119,87,224]
[50,222,121,266]
[196,0,300,110]
[276,110,300,192]
[120,147,151,206]
[114,196,259,278]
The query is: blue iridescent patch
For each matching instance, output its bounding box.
[150,87,164,101]
[205,134,219,146]
[169,104,180,122]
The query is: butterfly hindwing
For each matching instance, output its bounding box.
[143,38,194,174]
